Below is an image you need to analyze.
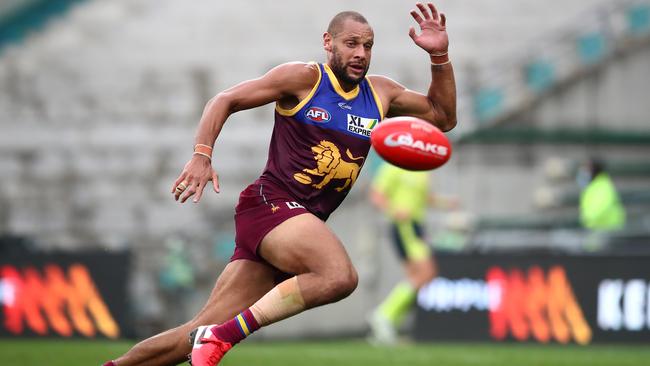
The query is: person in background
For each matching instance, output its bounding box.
[578,157,626,232]
[367,161,457,344]
[159,237,196,327]
[578,157,627,253]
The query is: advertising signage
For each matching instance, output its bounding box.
[0,251,131,338]
[414,254,650,344]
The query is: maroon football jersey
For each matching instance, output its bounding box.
[257,63,383,220]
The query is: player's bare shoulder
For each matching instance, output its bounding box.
[270,62,320,92]
[366,74,405,116]
[274,62,321,109]
[367,74,406,97]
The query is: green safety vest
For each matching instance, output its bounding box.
[580,173,626,231]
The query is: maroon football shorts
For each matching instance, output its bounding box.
[232,179,310,264]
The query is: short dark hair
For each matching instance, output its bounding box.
[327,11,369,37]
[589,157,605,177]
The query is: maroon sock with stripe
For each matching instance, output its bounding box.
[210,308,260,345]
[102,362,116,366]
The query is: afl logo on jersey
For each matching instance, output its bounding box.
[305,107,331,123]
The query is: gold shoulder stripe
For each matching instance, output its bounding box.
[323,64,359,100]
[366,77,385,120]
[276,62,322,117]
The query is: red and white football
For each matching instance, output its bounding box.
[370,116,452,171]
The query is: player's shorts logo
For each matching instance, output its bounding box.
[293,140,364,192]
[305,107,331,123]
[286,201,304,209]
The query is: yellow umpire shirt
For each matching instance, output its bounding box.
[372,162,430,222]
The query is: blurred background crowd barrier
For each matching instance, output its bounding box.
[1,0,649,343]
[0,236,132,338]
[415,253,650,344]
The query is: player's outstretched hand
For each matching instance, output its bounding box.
[408,2,449,55]
[171,156,220,203]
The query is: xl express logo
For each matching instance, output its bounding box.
[418,265,592,344]
[347,114,378,137]
[0,264,119,338]
[305,107,331,123]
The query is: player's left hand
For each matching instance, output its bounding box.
[408,2,449,55]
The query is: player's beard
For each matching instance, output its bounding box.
[330,45,368,86]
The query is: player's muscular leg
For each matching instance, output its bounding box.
[259,213,358,309]
[114,260,277,366]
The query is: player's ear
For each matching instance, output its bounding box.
[323,32,332,52]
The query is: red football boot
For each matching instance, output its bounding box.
[188,326,233,366]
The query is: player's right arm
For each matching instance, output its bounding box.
[172,62,319,203]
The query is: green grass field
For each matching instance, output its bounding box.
[1,339,649,366]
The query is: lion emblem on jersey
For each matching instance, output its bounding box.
[294,140,364,192]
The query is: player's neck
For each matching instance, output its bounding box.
[339,80,357,92]
[325,62,359,92]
